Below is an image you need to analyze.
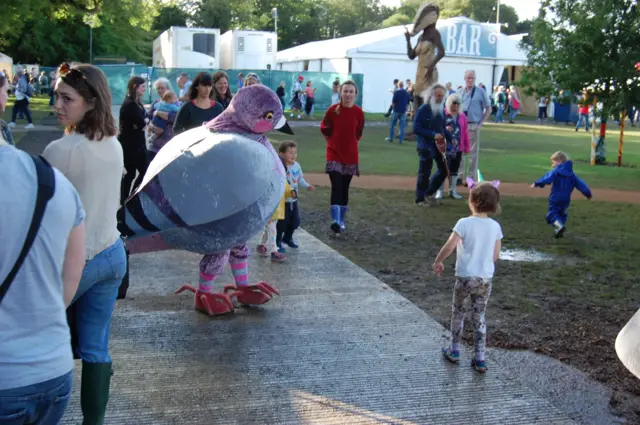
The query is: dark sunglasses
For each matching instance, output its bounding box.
[452,101,461,105]
[57,63,97,96]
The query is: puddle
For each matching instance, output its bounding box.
[500,249,553,262]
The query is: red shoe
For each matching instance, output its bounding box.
[256,244,268,257]
[175,285,235,316]
[224,282,280,306]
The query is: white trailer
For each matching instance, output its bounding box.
[152,27,221,69]
[220,30,277,70]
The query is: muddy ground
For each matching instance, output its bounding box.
[296,187,640,422]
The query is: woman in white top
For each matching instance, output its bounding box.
[43,62,126,425]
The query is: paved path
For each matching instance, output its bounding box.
[59,231,575,425]
[303,173,640,204]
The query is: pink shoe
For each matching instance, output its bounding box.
[224,282,280,305]
[256,244,268,257]
[271,252,286,263]
[175,285,235,316]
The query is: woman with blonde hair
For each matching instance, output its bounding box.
[435,93,470,200]
[43,62,126,425]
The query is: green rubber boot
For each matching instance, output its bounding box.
[81,362,112,425]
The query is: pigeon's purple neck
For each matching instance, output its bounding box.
[209,109,269,147]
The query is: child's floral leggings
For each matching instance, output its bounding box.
[259,220,278,253]
[450,277,492,361]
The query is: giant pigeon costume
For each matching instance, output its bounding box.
[119,84,293,315]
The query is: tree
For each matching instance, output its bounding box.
[520,0,640,164]
[396,0,472,21]
[470,0,519,34]
[381,13,413,28]
[152,4,189,35]
[3,0,158,64]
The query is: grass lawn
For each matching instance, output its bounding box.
[3,96,54,124]
[297,187,640,419]
[270,120,640,191]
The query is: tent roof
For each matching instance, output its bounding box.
[277,17,527,63]
[0,52,12,62]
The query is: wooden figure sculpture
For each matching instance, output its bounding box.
[405,2,445,110]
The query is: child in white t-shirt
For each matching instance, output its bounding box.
[432,182,503,373]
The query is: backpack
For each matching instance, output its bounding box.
[0,155,55,304]
[22,75,34,98]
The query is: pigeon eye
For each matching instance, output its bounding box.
[264,111,274,120]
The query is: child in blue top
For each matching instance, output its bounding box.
[433,182,503,373]
[531,151,592,238]
[151,91,181,136]
[276,141,315,251]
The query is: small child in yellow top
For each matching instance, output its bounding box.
[257,178,293,263]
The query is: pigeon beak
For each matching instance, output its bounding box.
[275,115,294,135]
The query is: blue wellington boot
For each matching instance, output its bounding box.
[339,206,348,231]
[330,205,341,234]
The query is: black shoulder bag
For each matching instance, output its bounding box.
[0,155,55,305]
[463,86,476,117]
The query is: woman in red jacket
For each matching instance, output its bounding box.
[320,80,365,234]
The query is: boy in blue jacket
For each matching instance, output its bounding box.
[531,151,592,238]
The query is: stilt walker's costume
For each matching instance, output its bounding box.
[119,85,293,315]
[405,3,445,110]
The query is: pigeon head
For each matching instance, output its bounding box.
[207,85,293,135]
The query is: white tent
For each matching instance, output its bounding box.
[276,17,529,112]
[0,53,13,80]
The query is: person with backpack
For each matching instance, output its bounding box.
[7,69,35,129]
[0,135,86,424]
[494,86,507,123]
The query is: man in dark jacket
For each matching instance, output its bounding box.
[386,81,411,144]
[413,83,448,206]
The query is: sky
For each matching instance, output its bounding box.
[380,0,542,22]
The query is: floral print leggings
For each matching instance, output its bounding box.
[450,277,493,361]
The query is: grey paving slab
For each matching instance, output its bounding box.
[61,230,575,425]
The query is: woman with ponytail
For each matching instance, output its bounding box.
[320,80,365,234]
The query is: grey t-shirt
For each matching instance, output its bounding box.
[0,146,85,390]
[457,86,491,124]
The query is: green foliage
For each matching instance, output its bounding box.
[381,13,414,28]
[152,4,188,35]
[3,0,537,65]
[3,0,158,65]
[520,0,640,115]
[470,0,519,34]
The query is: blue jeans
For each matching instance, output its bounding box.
[72,238,126,363]
[576,113,590,131]
[0,372,72,425]
[389,112,407,143]
[509,107,519,121]
[495,104,505,122]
